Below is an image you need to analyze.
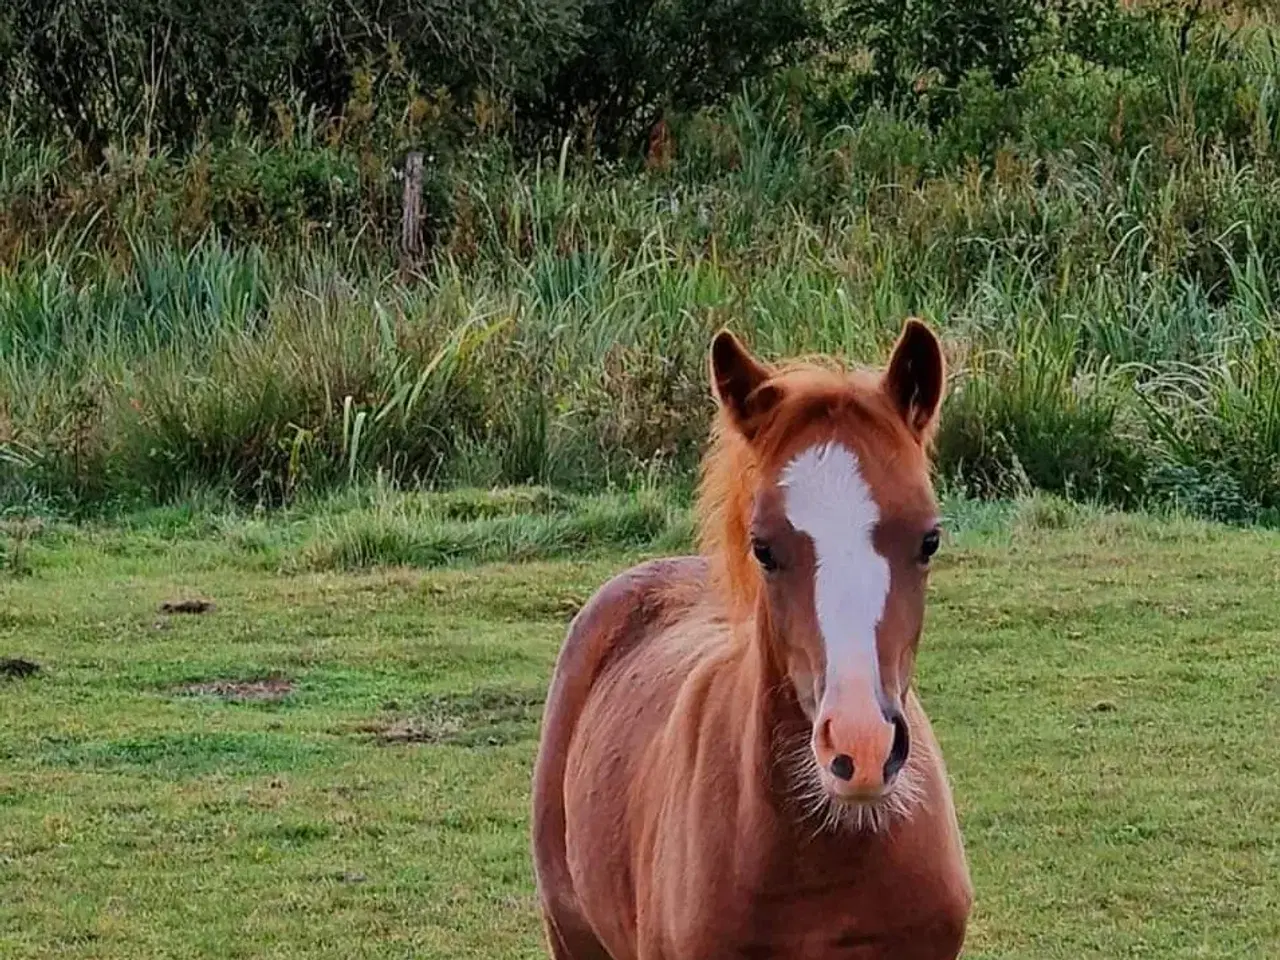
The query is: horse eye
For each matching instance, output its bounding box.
[921,528,941,562]
[751,538,778,572]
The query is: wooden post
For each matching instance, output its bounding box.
[400,151,424,267]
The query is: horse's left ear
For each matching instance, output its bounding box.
[883,318,946,441]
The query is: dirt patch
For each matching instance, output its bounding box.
[367,688,544,747]
[176,677,293,702]
[159,598,217,614]
[0,657,40,679]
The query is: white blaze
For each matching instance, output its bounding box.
[780,440,890,708]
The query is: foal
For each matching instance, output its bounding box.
[532,320,972,959]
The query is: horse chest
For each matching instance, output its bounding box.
[742,880,962,960]
[715,875,966,960]
[652,833,969,960]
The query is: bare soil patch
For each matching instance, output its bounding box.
[159,598,217,614]
[366,688,544,746]
[176,677,293,702]
[0,657,40,679]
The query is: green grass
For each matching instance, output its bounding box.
[1,490,1277,958]
[2,484,694,578]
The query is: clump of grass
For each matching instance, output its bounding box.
[1011,492,1102,534]
[1139,330,1280,524]
[299,487,687,571]
[0,518,41,577]
[424,485,574,521]
[935,325,1150,507]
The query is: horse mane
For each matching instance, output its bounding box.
[696,404,762,623]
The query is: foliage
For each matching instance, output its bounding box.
[837,0,1047,98]
[0,0,823,159]
[2,5,1280,527]
[521,0,823,152]
[0,0,586,153]
[936,331,1150,506]
[1140,332,1280,522]
[830,0,1177,122]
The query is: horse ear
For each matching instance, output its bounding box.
[883,318,946,441]
[709,329,780,440]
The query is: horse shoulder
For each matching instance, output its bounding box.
[551,555,710,725]
[531,556,708,948]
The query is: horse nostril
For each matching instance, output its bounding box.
[884,712,910,782]
[830,753,854,782]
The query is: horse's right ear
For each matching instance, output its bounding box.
[709,329,780,440]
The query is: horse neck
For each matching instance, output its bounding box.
[722,594,811,811]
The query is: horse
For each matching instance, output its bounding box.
[531,319,973,959]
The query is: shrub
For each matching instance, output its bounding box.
[830,0,1173,123]
[1140,332,1280,522]
[519,0,824,153]
[2,0,826,162]
[107,290,500,504]
[1,0,585,153]
[837,0,1047,100]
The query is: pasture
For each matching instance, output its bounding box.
[4,3,1280,957]
[2,492,1277,958]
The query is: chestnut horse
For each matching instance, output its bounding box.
[531,319,972,959]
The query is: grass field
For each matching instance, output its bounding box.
[1,491,1277,959]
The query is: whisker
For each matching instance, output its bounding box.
[774,727,928,837]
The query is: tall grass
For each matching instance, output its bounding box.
[2,17,1280,523]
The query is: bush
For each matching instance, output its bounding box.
[934,329,1151,506]
[838,0,1046,100]
[1,0,824,161]
[521,0,823,152]
[1140,333,1280,522]
[1,0,585,153]
[829,0,1174,123]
